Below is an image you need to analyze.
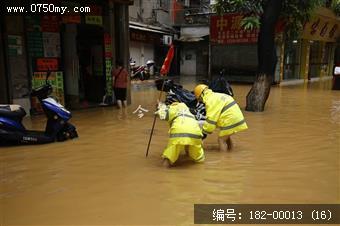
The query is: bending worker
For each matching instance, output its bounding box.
[155,100,205,167]
[194,84,248,152]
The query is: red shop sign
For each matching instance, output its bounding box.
[211,14,258,44]
[210,13,284,44]
[36,58,59,71]
[41,15,60,32]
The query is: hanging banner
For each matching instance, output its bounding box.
[210,14,259,44]
[85,16,103,26]
[85,5,103,26]
[41,15,60,32]
[27,32,44,57]
[36,58,59,71]
[43,32,61,57]
[8,35,23,56]
[210,13,284,45]
[62,15,81,24]
[130,29,162,45]
[104,33,112,58]
[104,33,113,96]
[61,1,81,24]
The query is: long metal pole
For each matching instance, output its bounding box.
[145,78,166,157]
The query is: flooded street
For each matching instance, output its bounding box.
[1,78,339,225]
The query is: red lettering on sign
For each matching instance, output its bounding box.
[310,18,320,35]
[36,58,58,71]
[320,22,329,37]
[329,24,338,38]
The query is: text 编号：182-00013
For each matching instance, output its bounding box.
[194,204,340,224]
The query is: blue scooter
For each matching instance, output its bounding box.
[0,71,78,145]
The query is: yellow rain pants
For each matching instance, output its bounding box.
[158,102,205,164]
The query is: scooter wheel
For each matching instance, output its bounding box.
[69,130,78,139]
[56,132,67,141]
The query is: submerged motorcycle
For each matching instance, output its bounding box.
[155,79,206,120]
[208,69,234,97]
[155,70,233,120]
[0,71,78,145]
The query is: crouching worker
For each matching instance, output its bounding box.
[155,101,205,167]
[194,84,248,152]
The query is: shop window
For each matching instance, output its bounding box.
[309,41,322,78]
[321,43,332,76]
[283,39,301,80]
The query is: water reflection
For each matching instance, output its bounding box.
[0,78,339,225]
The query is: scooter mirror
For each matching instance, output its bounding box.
[46,70,51,84]
[219,68,226,76]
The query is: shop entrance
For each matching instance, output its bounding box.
[77,24,105,105]
[62,24,105,109]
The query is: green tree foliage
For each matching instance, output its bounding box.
[331,0,340,16]
[212,0,332,38]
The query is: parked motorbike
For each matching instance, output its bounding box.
[130,59,155,81]
[0,71,78,145]
[208,69,234,97]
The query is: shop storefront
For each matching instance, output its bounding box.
[282,7,340,82]
[282,39,301,80]
[210,7,339,83]
[25,2,109,111]
[210,13,284,82]
[1,0,133,113]
[129,22,176,77]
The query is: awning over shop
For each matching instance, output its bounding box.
[129,22,173,35]
[129,25,169,34]
[177,36,205,42]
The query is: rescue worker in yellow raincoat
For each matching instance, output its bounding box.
[194,84,248,152]
[155,101,205,167]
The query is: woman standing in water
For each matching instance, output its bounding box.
[112,60,128,108]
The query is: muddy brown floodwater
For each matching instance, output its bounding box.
[1,78,339,225]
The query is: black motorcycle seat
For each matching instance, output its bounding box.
[0,105,26,119]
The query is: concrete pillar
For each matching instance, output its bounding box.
[319,42,326,77]
[109,1,116,79]
[0,16,9,103]
[4,16,30,112]
[274,36,284,83]
[278,40,285,83]
[328,43,336,76]
[115,4,131,104]
[208,39,212,80]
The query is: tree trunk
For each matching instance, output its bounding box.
[245,0,282,112]
[245,73,272,112]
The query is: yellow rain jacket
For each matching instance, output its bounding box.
[202,89,248,137]
[157,102,205,164]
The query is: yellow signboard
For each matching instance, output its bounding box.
[302,7,340,42]
[85,16,103,26]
